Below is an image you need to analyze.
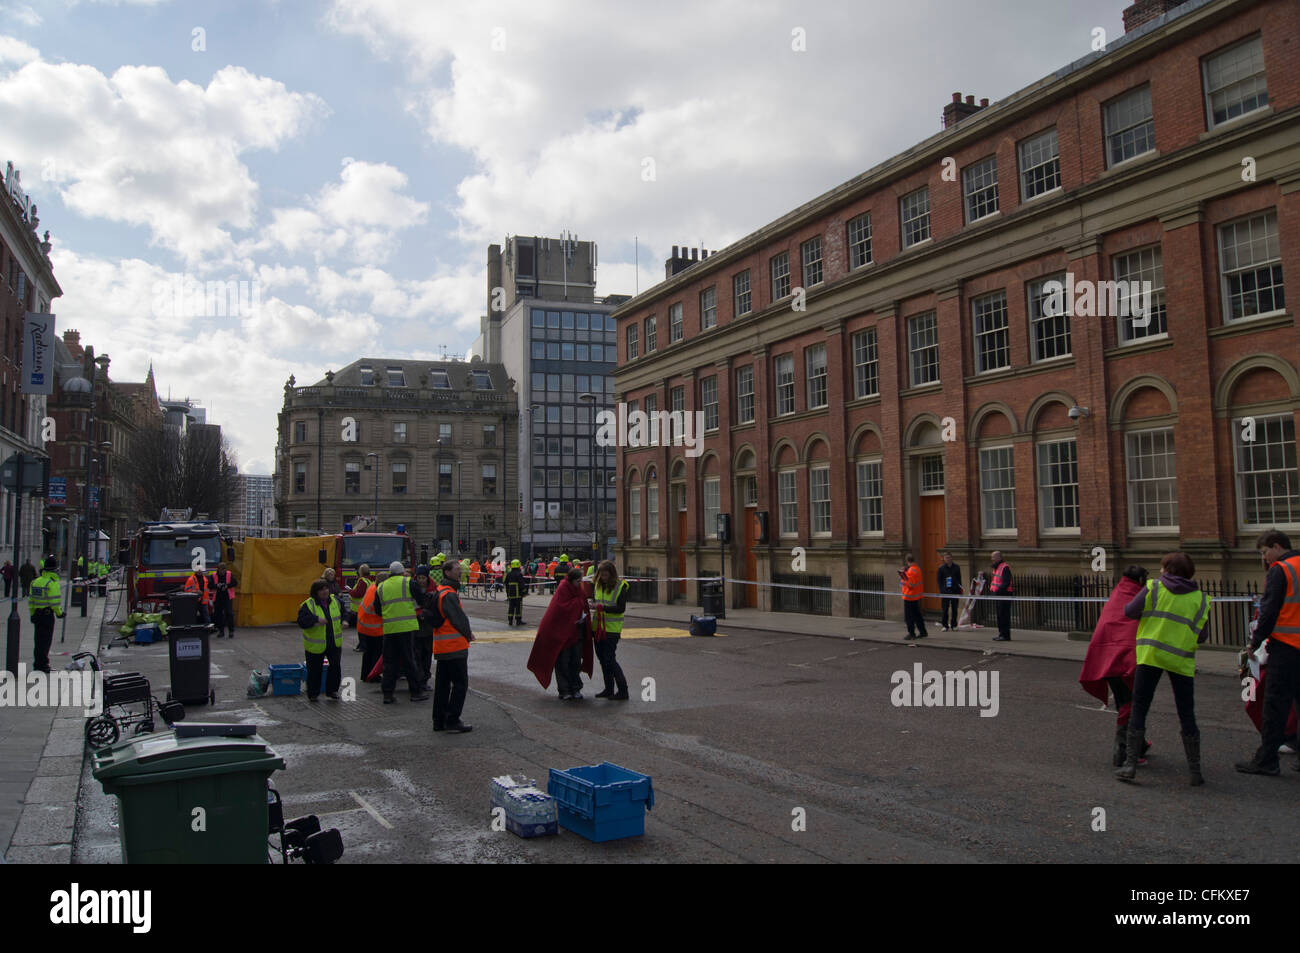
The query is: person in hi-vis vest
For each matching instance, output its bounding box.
[373,560,429,704]
[1236,529,1300,775]
[591,560,629,700]
[356,570,387,684]
[29,556,65,673]
[296,579,343,701]
[426,558,475,732]
[1116,551,1211,786]
[900,553,927,641]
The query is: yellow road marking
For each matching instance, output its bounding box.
[474,626,726,644]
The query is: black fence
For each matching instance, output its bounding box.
[850,574,886,619]
[625,567,658,604]
[771,573,832,616]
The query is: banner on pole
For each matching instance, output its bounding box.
[21,311,56,395]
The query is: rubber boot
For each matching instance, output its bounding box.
[1182,732,1204,786]
[1112,726,1127,768]
[1115,725,1142,782]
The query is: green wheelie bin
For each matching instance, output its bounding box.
[91,726,286,863]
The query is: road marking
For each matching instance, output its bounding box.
[350,790,393,829]
[1074,704,1115,714]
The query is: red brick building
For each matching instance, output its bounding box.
[614,0,1300,617]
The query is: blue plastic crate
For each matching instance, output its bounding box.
[269,663,306,696]
[548,762,653,842]
[689,614,717,636]
[133,624,160,645]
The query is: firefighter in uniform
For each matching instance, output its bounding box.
[428,558,474,732]
[505,559,526,626]
[296,579,343,700]
[1237,530,1300,775]
[356,570,386,683]
[429,552,445,586]
[989,551,1013,642]
[1116,551,1211,785]
[184,568,213,625]
[592,560,629,699]
[29,556,64,673]
[374,560,428,703]
[209,562,237,638]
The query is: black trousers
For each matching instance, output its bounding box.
[1129,663,1197,737]
[22,580,31,597]
[554,642,582,696]
[433,655,468,727]
[595,634,626,694]
[1107,676,1134,727]
[361,635,384,683]
[903,600,927,638]
[212,598,234,634]
[304,642,342,698]
[1254,639,1300,768]
[32,609,55,672]
[995,596,1011,639]
[381,631,422,694]
[2,578,10,597]
[507,597,523,623]
[940,596,959,628]
[415,626,433,686]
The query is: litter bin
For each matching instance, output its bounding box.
[701,580,725,619]
[70,583,87,610]
[168,623,215,705]
[169,591,199,626]
[91,725,285,863]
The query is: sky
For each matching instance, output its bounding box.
[0,0,1129,475]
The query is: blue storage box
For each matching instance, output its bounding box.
[689,614,717,636]
[133,624,160,645]
[548,762,653,842]
[269,663,306,696]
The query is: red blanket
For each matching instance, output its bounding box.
[526,578,594,689]
[1079,577,1143,704]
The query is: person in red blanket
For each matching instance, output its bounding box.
[1080,566,1153,767]
[526,567,594,700]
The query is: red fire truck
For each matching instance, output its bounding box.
[332,524,416,591]
[121,521,233,613]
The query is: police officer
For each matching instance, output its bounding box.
[505,559,526,626]
[373,560,428,703]
[1236,529,1300,775]
[428,559,474,732]
[29,556,64,673]
[429,552,445,586]
[297,578,343,701]
[989,551,1013,642]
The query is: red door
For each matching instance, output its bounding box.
[919,495,945,612]
[744,510,759,607]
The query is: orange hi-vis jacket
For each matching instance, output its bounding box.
[184,573,213,607]
[1268,553,1300,650]
[548,561,558,578]
[432,585,470,658]
[901,565,923,601]
[469,562,481,584]
[357,582,383,638]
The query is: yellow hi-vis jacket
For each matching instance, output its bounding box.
[1135,580,1210,677]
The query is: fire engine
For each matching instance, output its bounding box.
[121,521,233,613]
[331,524,416,590]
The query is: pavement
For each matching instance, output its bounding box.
[1,587,107,864]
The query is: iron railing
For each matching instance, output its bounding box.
[771,573,832,616]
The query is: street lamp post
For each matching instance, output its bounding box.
[365,451,380,531]
[81,348,110,618]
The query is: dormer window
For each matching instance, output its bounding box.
[430,371,452,389]
[471,371,493,390]
[359,366,375,386]
[386,367,406,387]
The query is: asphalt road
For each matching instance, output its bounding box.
[73,596,1297,863]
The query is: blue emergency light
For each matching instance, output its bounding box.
[396,524,405,533]
[343,523,353,533]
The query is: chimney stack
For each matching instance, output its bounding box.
[1122,0,1189,33]
[943,91,987,129]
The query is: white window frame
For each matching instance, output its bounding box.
[972,291,1010,374]
[778,470,798,537]
[629,485,642,539]
[393,421,407,443]
[1126,428,1179,532]
[1218,211,1285,323]
[770,251,791,301]
[978,446,1017,536]
[701,376,719,432]
[1113,245,1168,343]
[856,458,883,536]
[962,155,999,223]
[391,461,408,495]
[1018,127,1060,201]
[810,465,831,536]
[734,271,751,316]
[701,477,721,541]
[774,355,795,415]
[700,287,717,330]
[900,187,931,247]
[1203,35,1268,129]
[1234,413,1300,529]
[1036,438,1080,533]
[847,213,873,269]
[669,302,684,343]
[801,237,823,287]
[645,315,657,352]
[907,312,939,387]
[852,328,878,398]
[805,343,827,409]
[736,366,755,424]
[1104,85,1155,168]
[1028,274,1072,363]
[627,323,639,360]
[647,480,659,540]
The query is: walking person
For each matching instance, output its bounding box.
[591,560,629,700]
[296,579,343,701]
[1116,552,1211,785]
[989,550,1013,642]
[1080,566,1152,767]
[427,558,475,732]
[505,559,526,626]
[1235,529,1300,775]
[899,553,927,641]
[28,556,64,673]
[937,551,962,631]
[209,561,237,638]
[2,560,13,598]
[19,558,36,598]
[413,564,434,691]
[357,570,387,684]
[374,561,429,703]
[527,568,594,700]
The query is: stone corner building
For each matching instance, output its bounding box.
[274,358,519,557]
[614,0,1300,619]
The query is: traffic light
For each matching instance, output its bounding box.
[458,538,466,551]
[716,513,731,543]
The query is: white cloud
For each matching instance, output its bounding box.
[0,58,326,262]
[0,34,37,65]
[2,5,42,27]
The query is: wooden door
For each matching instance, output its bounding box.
[919,495,945,612]
[743,509,759,607]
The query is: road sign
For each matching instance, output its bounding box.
[0,453,48,495]
[47,476,67,506]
